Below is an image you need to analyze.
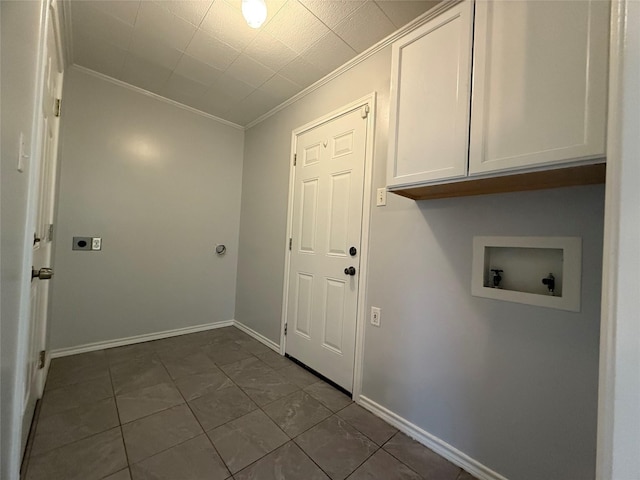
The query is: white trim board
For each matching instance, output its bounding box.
[49,320,234,358]
[69,65,244,131]
[233,320,280,353]
[358,396,509,480]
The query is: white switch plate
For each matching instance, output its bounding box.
[376,188,387,206]
[371,306,381,327]
[91,237,102,250]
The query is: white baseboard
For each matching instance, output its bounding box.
[233,320,280,353]
[358,396,508,480]
[50,320,235,358]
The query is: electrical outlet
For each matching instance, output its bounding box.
[91,237,102,250]
[376,187,387,206]
[371,307,381,327]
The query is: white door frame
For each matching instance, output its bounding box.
[8,0,65,477]
[280,93,376,400]
[596,0,640,478]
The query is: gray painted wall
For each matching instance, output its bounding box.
[236,46,603,480]
[1,2,46,477]
[50,68,244,350]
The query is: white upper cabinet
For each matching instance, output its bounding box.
[468,0,610,175]
[387,1,474,188]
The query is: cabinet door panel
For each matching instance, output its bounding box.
[387,1,473,187]
[469,0,609,175]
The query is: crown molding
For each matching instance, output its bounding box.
[245,0,460,129]
[71,65,245,130]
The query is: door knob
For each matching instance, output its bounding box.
[344,266,356,276]
[32,267,53,280]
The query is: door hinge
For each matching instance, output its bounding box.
[293,154,297,166]
[38,350,46,369]
[361,104,370,119]
[289,238,292,250]
[54,98,61,117]
[284,324,288,336]
[47,224,54,241]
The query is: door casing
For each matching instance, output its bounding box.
[280,93,376,400]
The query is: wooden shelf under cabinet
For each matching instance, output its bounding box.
[389,163,606,201]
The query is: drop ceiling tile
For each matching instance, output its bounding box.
[258,74,303,102]
[71,2,134,51]
[264,0,330,54]
[73,32,127,79]
[174,54,224,86]
[299,0,366,29]
[129,34,183,70]
[120,54,173,94]
[226,54,275,89]
[225,90,279,125]
[244,31,298,72]
[210,74,255,101]
[154,1,214,27]
[160,73,209,108]
[279,56,324,88]
[200,91,240,118]
[200,0,260,51]
[85,0,141,26]
[302,31,357,75]
[134,2,197,50]
[375,0,439,28]
[185,30,241,71]
[334,2,397,53]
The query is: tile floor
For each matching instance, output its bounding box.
[23,326,477,480]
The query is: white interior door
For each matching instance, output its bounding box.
[22,4,63,451]
[285,106,368,392]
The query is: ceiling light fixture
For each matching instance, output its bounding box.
[242,0,267,28]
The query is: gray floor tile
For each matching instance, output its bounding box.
[202,343,254,366]
[457,470,479,480]
[234,337,273,355]
[122,404,203,463]
[188,384,257,430]
[346,449,421,480]
[26,427,127,480]
[116,382,184,424]
[255,350,292,370]
[337,404,398,445]
[263,390,332,437]
[222,358,299,406]
[159,351,218,380]
[32,397,119,455]
[234,442,329,480]
[174,368,232,401]
[104,469,131,480]
[46,351,110,390]
[207,410,289,473]
[110,356,172,395]
[130,435,230,480]
[304,381,352,412]
[40,376,113,418]
[278,363,321,388]
[295,416,378,480]
[383,432,461,480]
[106,343,155,368]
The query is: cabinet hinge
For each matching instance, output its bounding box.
[38,350,46,369]
[361,104,369,119]
[284,324,288,336]
[293,154,297,166]
[54,98,61,117]
[289,238,292,250]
